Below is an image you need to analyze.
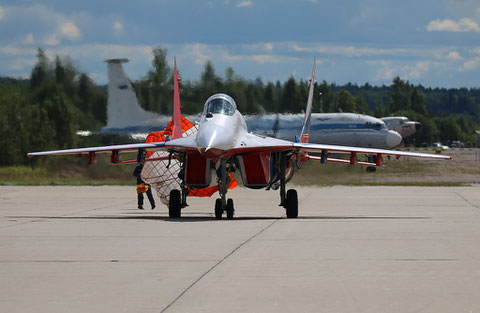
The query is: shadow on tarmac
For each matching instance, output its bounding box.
[7,215,430,222]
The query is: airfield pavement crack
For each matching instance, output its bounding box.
[159,216,283,313]
[454,191,480,211]
[0,200,137,229]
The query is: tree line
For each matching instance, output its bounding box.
[1,47,479,166]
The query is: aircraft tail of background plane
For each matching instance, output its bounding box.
[299,58,316,143]
[104,58,158,129]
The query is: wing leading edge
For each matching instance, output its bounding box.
[27,142,166,157]
[293,142,451,160]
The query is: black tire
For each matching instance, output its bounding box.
[169,189,182,218]
[286,189,298,218]
[366,166,376,172]
[226,198,234,220]
[215,198,223,219]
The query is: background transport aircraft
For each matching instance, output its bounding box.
[247,113,402,149]
[29,59,451,219]
[380,116,421,139]
[94,58,402,150]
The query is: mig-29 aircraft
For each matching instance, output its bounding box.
[28,59,451,219]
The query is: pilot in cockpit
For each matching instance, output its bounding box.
[205,97,235,116]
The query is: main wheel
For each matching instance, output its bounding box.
[169,189,182,218]
[226,198,234,220]
[285,189,298,218]
[214,198,223,219]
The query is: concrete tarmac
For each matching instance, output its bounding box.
[1,185,480,313]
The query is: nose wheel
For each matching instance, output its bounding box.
[215,199,223,219]
[214,198,235,219]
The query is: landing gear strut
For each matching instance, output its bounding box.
[366,155,377,172]
[214,159,234,220]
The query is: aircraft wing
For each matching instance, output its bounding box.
[28,133,451,164]
[293,142,451,160]
[27,142,166,157]
[165,133,451,161]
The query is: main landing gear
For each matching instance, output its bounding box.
[168,189,182,218]
[366,155,377,172]
[279,153,298,218]
[214,159,234,220]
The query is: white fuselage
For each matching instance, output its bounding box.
[196,110,247,156]
[195,94,249,158]
[246,113,402,149]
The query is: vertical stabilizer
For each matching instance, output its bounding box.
[105,58,157,129]
[299,58,316,143]
[172,57,182,139]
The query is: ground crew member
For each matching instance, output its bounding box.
[133,160,155,210]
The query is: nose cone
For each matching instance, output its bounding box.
[386,130,402,148]
[196,123,234,157]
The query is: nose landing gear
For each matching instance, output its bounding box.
[214,159,235,220]
[278,153,298,218]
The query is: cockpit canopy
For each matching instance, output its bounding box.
[364,122,387,130]
[203,94,236,116]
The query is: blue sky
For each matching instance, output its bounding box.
[1,0,479,87]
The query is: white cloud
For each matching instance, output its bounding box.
[459,57,480,71]
[242,42,274,52]
[237,0,253,8]
[113,21,123,34]
[222,52,299,64]
[288,42,410,57]
[0,6,5,20]
[446,51,462,60]
[184,43,211,65]
[0,45,36,56]
[60,21,80,40]
[372,61,434,82]
[426,18,480,32]
[10,57,36,71]
[44,34,59,46]
[23,33,34,45]
[46,43,153,60]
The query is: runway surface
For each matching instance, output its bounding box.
[1,185,480,313]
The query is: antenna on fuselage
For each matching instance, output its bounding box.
[299,57,316,143]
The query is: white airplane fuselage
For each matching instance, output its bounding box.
[247,113,402,149]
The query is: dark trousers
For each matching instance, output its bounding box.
[138,186,155,207]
